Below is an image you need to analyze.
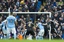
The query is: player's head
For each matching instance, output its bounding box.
[10,12,13,15]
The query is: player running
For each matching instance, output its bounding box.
[6,12,17,39]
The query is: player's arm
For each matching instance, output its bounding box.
[15,18,17,26]
[15,21,17,26]
[21,19,26,26]
[5,20,7,25]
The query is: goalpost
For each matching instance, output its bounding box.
[0,12,51,40]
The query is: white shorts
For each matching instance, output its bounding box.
[2,29,7,34]
[7,28,16,34]
[38,29,44,36]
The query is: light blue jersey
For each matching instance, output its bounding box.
[37,22,44,30]
[36,22,44,40]
[6,15,16,28]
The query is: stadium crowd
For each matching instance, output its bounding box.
[0,0,64,40]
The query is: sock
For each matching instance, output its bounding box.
[40,36,43,40]
[7,33,10,39]
[36,35,43,40]
[14,33,16,39]
[4,35,6,39]
[36,35,39,40]
[27,35,32,40]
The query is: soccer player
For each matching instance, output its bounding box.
[36,19,44,40]
[6,12,17,39]
[0,24,3,39]
[1,20,7,39]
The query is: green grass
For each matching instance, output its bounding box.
[0,39,64,42]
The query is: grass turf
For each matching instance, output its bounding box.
[0,39,64,42]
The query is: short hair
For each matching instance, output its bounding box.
[10,12,13,15]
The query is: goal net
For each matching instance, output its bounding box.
[0,12,51,40]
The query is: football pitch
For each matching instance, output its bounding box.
[0,39,64,42]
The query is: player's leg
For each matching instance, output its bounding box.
[36,29,44,40]
[0,31,3,39]
[7,28,10,39]
[2,27,7,39]
[36,30,41,40]
[40,29,44,36]
[12,28,16,39]
[27,31,34,40]
[2,30,7,39]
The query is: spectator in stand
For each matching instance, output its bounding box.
[53,0,57,6]
[16,0,20,8]
[58,0,63,6]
